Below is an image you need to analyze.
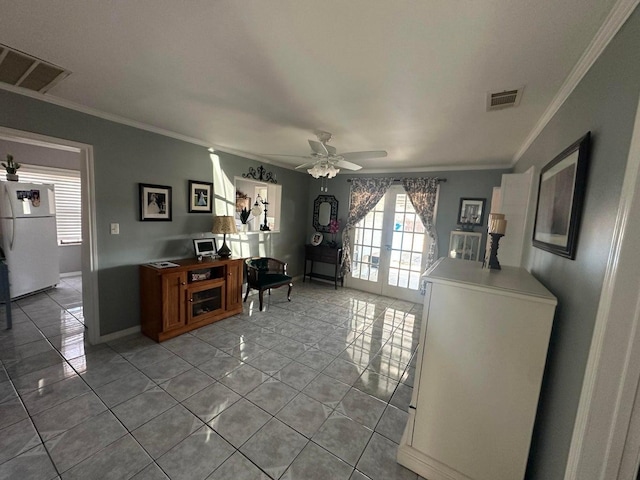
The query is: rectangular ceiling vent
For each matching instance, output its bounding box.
[487,88,523,111]
[0,44,70,94]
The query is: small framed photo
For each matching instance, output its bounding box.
[193,238,218,257]
[458,198,486,226]
[533,132,591,259]
[189,180,213,213]
[140,183,172,221]
[310,232,324,246]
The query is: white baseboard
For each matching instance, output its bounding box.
[60,271,82,278]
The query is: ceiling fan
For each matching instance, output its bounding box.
[267,131,387,178]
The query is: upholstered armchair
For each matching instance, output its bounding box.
[244,257,293,311]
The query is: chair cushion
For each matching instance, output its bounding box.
[257,273,291,288]
[250,258,270,271]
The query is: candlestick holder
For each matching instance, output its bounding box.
[487,233,504,270]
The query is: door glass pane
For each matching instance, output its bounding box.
[352,197,385,284]
[386,193,426,291]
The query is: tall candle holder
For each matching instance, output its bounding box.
[485,213,507,270]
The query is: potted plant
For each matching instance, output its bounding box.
[2,154,20,181]
[327,219,341,248]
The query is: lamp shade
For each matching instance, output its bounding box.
[211,216,238,235]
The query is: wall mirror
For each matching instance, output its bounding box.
[313,195,338,233]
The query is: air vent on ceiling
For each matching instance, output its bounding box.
[486,87,523,111]
[0,44,70,94]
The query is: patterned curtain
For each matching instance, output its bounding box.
[340,178,394,276]
[402,177,440,268]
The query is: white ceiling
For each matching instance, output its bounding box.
[0,0,622,172]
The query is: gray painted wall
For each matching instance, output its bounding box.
[0,90,311,335]
[513,9,640,479]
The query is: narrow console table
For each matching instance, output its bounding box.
[303,244,343,289]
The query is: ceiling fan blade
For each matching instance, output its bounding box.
[335,159,363,171]
[326,144,337,155]
[308,139,329,156]
[262,153,311,158]
[295,161,318,170]
[341,150,388,161]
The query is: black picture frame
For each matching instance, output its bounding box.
[188,180,213,213]
[139,183,172,221]
[457,198,486,226]
[532,132,591,259]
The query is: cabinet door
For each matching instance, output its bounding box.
[162,271,187,331]
[226,260,243,311]
[187,280,225,324]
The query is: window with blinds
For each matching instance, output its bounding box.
[17,164,82,244]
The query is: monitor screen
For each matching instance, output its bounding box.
[194,238,217,256]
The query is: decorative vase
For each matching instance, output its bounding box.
[6,173,18,181]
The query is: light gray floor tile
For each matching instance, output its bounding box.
[296,349,335,371]
[131,462,170,480]
[162,335,222,366]
[221,341,269,362]
[45,410,127,473]
[350,470,372,480]
[208,398,271,448]
[0,338,55,362]
[353,370,399,403]
[375,404,409,444]
[0,397,29,429]
[182,382,241,422]
[389,383,412,411]
[12,362,79,394]
[197,354,244,380]
[0,417,41,465]
[204,331,245,350]
[240,418,307,480]
[157,426,234,480]
[270,338,309,359]
[21,375,91,415]
[219,364,267,396]
[356,433,417,480]
[247,349,292,374]
[323,358,364,385]
[207,451,268,480]
[94,371,157,408]
[315,336,350,356]
[303,373,351,408]
[132,404,203,459]
[111,387,177,430]
[139,356,193,383]
[0,444,58,480]
[71,355,139,389]
[159,368,214,402]
[337,388,387,429]
[245,378,297,415]
[282,441,352,480]
[124,345,179,369]
[276,393,332,438]
[5,349,65,379]
[274,361,319,390]
[31,391,107,441]
[0,379,18,403]
[312,411,373,466]
[60,434,151,480]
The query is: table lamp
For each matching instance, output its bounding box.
[211,215,237,258]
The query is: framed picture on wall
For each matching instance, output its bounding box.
[532,132,591,259]
[457,198,486,226]
[140,183,172,221]
[188,180,213,213]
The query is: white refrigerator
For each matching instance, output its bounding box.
[0,181,60,298]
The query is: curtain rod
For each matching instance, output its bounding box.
[346,177,447,183]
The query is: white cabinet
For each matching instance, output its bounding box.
[449,231,482,261]
[397,257,557,480]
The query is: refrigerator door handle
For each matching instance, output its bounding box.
[4,186,15,250]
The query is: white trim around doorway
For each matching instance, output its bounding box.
[0,126,101,345]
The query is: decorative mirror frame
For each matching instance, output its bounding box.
[312,195,338,233]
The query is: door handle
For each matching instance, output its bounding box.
[384,244,392,251]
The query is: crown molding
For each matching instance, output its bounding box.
[356,162,511,174]
[513,0,640,165]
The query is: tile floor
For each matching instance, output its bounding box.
[0,276,426,480]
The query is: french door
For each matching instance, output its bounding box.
[348,185,429,303]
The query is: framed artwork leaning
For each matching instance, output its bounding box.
[140,183,172,221]
[532,132,591,259]
[189,180,213,213]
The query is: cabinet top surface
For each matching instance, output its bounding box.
[424,257,557,303]
[141,257,243,272]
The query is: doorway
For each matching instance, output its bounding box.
[0,126,99,344]
[348,185,429,303]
